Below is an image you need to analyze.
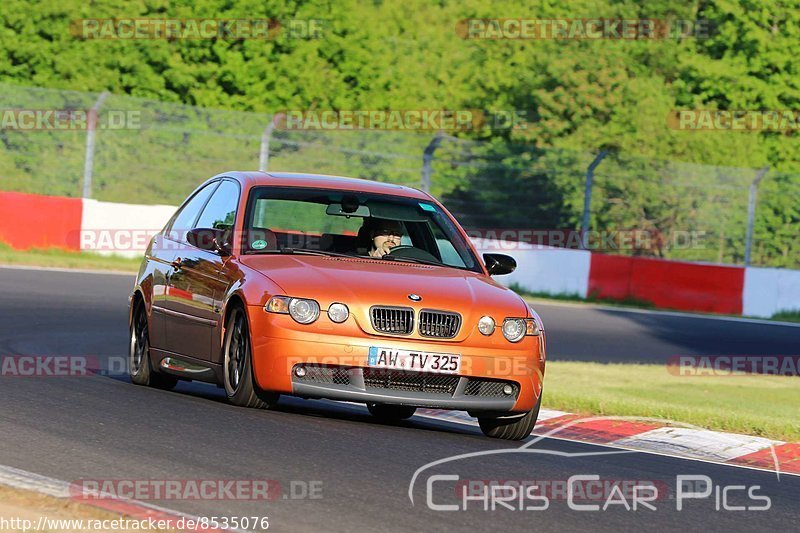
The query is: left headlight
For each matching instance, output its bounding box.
[502,318,539,342]
[266,296,320,324]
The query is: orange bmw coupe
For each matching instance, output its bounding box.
[129,172,546,440]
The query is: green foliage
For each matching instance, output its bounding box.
[0,0,798,267]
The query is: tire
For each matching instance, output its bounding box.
[129,302,178,390]
[367,403,416,422]
[223,305,279,409]
[478,395,541,441]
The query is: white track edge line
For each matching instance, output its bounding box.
[415,411,800,478]
[0,464,252,532]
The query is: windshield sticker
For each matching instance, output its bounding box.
[251,239,268,250]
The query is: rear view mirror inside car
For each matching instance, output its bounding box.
[326,203,371,217]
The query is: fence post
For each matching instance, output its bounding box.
[744,166,770,266]
[580,149,609,249]
[259,114,281,172]
[82,91,110,199]
[421,131,444,193]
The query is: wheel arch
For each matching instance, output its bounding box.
[129,288,146,327]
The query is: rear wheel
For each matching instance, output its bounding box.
[478,395,541,441]
[129,303,178,390]
[367,403,417,422]
[223,305,279,409]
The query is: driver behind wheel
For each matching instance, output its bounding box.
[363,219,404,258]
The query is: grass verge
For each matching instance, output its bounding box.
[544,361,800,442]
[771,310,800,323]
[0,243,140,272]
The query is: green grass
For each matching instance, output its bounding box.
[771,310,800,323]
[544,361,800,442]
[0,242,141,272]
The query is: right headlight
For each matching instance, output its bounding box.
[266,296,320,325]
[289,298,320,324]
[502,318,539,342]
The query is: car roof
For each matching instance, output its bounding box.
[216,171,433,201]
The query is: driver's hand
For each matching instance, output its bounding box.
[370,236,399,258]
[371,241,394,257]
[380,241,397,256]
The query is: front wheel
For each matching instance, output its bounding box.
[478,395,541,440]
[223,305,279,409]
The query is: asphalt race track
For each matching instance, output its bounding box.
[1,266,799,532]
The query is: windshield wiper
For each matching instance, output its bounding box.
[380,254,444,268]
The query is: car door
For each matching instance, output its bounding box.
[164,179,240,361]
[150,181,218,352]
[147,232,177,351]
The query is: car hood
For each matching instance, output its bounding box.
[239,255,528,320]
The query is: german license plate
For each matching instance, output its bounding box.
[367,347,461,374]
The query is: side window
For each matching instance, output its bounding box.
[196,180,240,231]
[167,182,218,240]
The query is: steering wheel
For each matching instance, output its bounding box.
[386,245,440,263]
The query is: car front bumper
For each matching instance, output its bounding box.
[247,307,545,413]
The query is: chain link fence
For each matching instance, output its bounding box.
[1,83,798,268]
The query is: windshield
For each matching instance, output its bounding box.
[242,186,481,273]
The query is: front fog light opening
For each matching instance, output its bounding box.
[294,365,307,378]
[327,303,349,323]
[288,298,320,324]
[502,384,514,396]
[502,318,526,343]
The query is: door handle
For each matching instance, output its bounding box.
[170,258,183,270]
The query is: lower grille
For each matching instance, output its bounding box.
[363,369,459,395]
[294,364,351,386]
[464,378,519,398]
[292,364,520,400]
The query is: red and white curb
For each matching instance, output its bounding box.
[415,408,800,476]
[0,464,249,532]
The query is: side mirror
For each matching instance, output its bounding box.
[484,253,516,276]
[187,228,232,256]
